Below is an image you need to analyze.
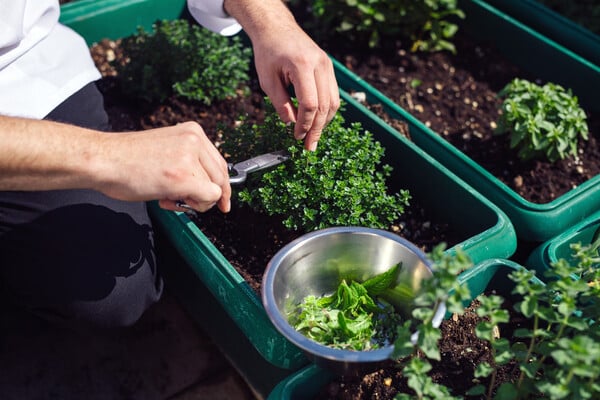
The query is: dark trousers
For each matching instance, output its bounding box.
[0,82,163,328]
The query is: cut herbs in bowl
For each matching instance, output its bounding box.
[261,226,446,376]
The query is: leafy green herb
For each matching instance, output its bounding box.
[392,234,600,399]
[393,244,472,400]
[290,0,464,52]
[363,263,401,295]
[220,101,410,232]
[114,19,251,104]
[495,78,589,162]
[289,264,404,351]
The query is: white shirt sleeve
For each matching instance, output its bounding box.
[186,0,242,36]
[0,0,59,70]
[0,0,100,118]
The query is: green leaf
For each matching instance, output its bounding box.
[465,384,486,396]
[474,362,493,378]
[495,78,589,163]
[363,263,401,295]
[494,383,518,400]
[290,264,402,350]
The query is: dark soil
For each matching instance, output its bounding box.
[317,30,600,205]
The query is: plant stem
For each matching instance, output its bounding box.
[486,368,497,400]
[516,314,539,391]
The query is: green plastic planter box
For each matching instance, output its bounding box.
[526,209,600,278]
[60,0,187,45]
[483,0,600,68]
[332,0,600,242]
[149,89,516,372]
[267,258,540,399]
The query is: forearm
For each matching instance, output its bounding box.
[0,115,108,192]
[223,0,298,43]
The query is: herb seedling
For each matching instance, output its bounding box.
[495,78,589,162]
[220,101,410,232]
[114,19,251,104]
[289,263,403,351]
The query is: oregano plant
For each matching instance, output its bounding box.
[494,78,589,162]
[114,19,252,104]
[219,101,410,232]
[390,234,600,399]
[392,244,473,400]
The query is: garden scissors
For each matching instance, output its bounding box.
[175,150,290,213]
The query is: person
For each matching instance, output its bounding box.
[0,0,339,328]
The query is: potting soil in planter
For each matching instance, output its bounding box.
[291,8,600,205]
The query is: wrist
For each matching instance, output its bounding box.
[223,0,297,41]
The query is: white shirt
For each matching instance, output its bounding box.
[0,0,241,119]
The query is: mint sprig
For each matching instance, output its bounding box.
[289,264,403,351]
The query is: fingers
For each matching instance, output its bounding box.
[169,122,231,213]
[195,137,231,213]
[158,164,225,213]
[293,60,340,151]
[265,76,297,126]
[268,52,339,152]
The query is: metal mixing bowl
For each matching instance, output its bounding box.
[261,226,446,376]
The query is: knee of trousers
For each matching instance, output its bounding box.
[0,194,164,328]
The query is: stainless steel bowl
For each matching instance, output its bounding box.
[261,226,446,376]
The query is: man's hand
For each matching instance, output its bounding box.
[223,0,340,151]
[100,122,231,213]
[0,117,231,213]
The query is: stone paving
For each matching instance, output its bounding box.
[0,291,256,400]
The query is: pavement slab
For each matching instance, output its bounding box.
[0,291,255,400]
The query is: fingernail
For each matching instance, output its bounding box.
[308,141,318,151]
[295,132,307,141]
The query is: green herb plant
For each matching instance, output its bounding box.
[114,19,251,104]
[465,235,600,399]
[220,101,410,232]
[290,0,464,52]
[495,78,589,163]
[289,263,403,351]
[392,244,473,400]
[390,235,600,399]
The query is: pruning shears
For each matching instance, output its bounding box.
[175,150,290,213]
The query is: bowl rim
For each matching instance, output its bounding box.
[261,226,442,364]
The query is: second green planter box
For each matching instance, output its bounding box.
[331,0,600,243]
